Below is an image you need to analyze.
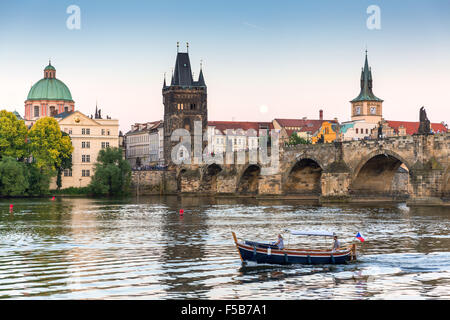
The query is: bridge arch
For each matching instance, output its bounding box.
[236,164,261,194]
[201,163,223,193]
[283,158,323,195]
[350,149,412,198]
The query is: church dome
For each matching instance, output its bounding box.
[26,62,73,102]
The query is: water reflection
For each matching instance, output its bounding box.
[0,197,449,299]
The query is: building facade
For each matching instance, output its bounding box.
[125,120,164,168]
[49,111,119,188]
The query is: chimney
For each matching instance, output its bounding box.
[319,109,323,120]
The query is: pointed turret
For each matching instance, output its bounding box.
[197,66,206,87]
[351,51,383,103]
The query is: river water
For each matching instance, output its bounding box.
[0,196,449,300]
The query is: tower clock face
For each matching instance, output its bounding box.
[370,106,376,114]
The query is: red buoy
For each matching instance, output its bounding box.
[179,209,184,216]
[9,204,13,212]
[51,196,55,201]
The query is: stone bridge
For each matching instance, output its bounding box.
[133,133,450,205]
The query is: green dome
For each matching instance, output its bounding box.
[27,78,73,101]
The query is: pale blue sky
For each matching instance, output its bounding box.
[1,0,449,131]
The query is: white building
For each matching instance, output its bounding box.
[340,120,378,141]
[125,120,164,167]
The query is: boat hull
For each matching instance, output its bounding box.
[232,233,356,265]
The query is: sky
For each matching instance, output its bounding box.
[1,0,449,132]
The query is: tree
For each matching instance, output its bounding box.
[89,147,131,196]
[56,131,73,190]
[0,157,29,196]
[286,132,310,146]
[28,117,73,173]
[0,110,29,160]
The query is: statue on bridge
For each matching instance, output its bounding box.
[417,106,432,135]
[377,123,383,139]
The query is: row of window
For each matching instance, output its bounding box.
[33,105,70,117]
[63,169,90,177]
[215,137,258,146]
[81,141,110,149]
[355,128,373,135]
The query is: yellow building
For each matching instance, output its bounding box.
[49,111,119,189]
[311,121,338,144]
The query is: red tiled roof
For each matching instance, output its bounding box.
[387,121,448,135]
[274,118,338,136]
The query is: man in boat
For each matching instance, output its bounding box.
[332,235,340,252]
[274,234,284,250]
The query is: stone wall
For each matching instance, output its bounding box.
[131,170,177,195]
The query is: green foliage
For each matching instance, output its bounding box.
[24,164,52,196]
[56,131,73,190]
[286,133,310,146]
[89,147,131,196]
[0,110,29,160]
[0,157,51,197]
[0,157,29,196]
[28,117,73,173]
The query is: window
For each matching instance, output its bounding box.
[101,142,110,149]
[82,170,90,177]
[107,130,110,136]
[370,106,376,115]
[63,169,72,177]
[356,128,359,134]
[82,155,90,163]
[34,106,39,117]
[102,129,105,135]
[64,106,69,113]
[366,129,369,134]
[82,141,90,148]
[355,106,361,115]
[82,128,90,135]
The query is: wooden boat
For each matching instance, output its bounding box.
[232,230,357,265]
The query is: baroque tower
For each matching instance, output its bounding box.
[350,51,383,123]
[163,43,207,166]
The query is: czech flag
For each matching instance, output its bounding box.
[355,232,365,242]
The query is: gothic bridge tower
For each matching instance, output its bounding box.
[163,43,207,167]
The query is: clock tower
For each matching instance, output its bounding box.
[350,51,383,123]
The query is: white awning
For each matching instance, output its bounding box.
[285,229,336,237]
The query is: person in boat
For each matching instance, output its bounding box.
[332,235,340,252]
[274,234,284,250]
